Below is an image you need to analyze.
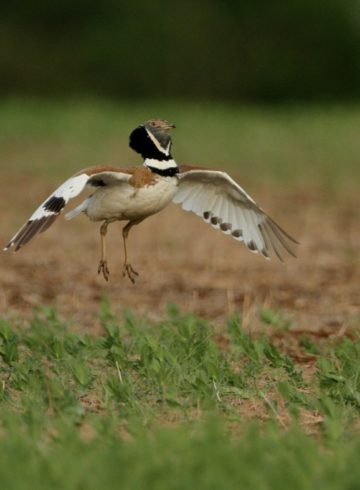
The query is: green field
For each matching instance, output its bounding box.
[1,305,360,489]
[1,99,360,190]
[1,100,359,489]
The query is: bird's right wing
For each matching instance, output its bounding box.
[4,166,132,251]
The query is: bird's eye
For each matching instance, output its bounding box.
[150,122,156,127]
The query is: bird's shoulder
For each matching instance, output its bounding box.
[74,164,157,188]
[177,164,206,174]
[75,164,135,177]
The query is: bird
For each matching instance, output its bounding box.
[4,118,298,282]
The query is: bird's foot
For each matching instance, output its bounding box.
[98,260,110,281]
[122,263,139,284]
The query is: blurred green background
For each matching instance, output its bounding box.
[1,0,360,101]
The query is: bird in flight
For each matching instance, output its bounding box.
[4,119,297,282]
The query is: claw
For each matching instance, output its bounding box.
[122,263,139,283]
[98,260,110,281]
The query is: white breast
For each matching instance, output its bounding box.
[85,177,178,221]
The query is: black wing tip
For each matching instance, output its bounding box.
[4,239,24,252]
[3,240,25,252]
[5,215,59,252]
[262,220,297,262]
[267,216,299,245]
[286,247,297,259]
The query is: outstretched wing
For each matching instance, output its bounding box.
[4,166,132,251]
[173,166,298,261]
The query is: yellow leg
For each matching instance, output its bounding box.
[97,220,114,281]
[122,220,142,283]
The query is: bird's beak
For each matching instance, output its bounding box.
[166,122,176,130]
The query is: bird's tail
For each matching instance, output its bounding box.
[65,198,90,220]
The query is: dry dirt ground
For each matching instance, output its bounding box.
[0,174,359,339]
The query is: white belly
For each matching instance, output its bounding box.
[85,177,178,221]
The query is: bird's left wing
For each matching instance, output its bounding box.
[4,167,132,251]
[173,166,298,261]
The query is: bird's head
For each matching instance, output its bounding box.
[129,119,176,161]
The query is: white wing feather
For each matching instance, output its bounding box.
[173,168,297,260]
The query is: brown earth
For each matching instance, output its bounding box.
[0,175,359,340]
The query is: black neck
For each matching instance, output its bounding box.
[147,166,179,177]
